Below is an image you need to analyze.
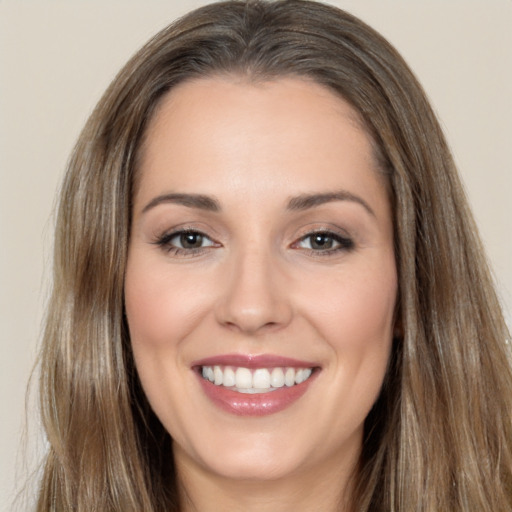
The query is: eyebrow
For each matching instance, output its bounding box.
[286,190,375,216]
[142,193,221,213]
[141,189,375,216]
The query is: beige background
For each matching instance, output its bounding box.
[1,1,511,509]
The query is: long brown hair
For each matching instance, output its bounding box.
[37,1,512,510]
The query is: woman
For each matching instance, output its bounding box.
[36,0,512,510]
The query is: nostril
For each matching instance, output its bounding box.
[221,318,281,334]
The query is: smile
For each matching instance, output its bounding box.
[193,355,320,416]
[201,365,313,393]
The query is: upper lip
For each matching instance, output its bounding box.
[191,353,319,369]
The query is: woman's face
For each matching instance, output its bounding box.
[125,77,397,485]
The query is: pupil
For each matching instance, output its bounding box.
[311,234,333,250]
[181,233,202,248]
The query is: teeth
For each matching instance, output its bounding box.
[252,368,270,389]
[214,366,223,385]
[201,365,314,393]
[285,367,295,387]
[295,368,312,384]
[270,367,285,388]
[235,367,252,388]
[223,366,236,387]
[203,366,214,382]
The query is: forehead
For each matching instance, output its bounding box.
[134,76,387,212]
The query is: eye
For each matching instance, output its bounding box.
[154,229,217,255]
[171,231,214,249]
[295,231,354,253]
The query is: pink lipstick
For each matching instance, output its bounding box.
[192,354,319,416]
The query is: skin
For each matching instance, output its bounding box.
[125,76,398,512]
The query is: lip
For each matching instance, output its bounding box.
[192,353,317,369]
[192,353,320,416]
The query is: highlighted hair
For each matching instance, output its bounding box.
[37,1,512,510]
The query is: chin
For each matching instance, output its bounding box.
[175,428,309,482]
[204,454,302,482]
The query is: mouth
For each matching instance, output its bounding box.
[200,365,314,394]
[192,354,320,416]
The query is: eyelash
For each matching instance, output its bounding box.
[153,229,354,258]
[293,230,355,256]
[153,228,217,257]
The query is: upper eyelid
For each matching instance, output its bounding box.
[153,230,218,258]
[152,224,354,246]
[298,230,351,241]
[294,231,353,246]
[157,228,215,243]
[155,224,216,239]
[293,224,352,240]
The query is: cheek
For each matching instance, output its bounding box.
[304,260,397,428]
[124,256,211,352]
[307,263,396,336]
[298,256,397,379]
[123,255,211,427]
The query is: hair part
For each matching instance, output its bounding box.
[37,1,512,510]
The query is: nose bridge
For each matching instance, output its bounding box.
[215,239,292,334]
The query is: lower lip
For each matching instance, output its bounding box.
[196,371,317,416]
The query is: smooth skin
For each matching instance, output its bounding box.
[125,76,398,512]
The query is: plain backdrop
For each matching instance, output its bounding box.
[1,1,511,510]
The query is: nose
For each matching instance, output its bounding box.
[214,247,293,335]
